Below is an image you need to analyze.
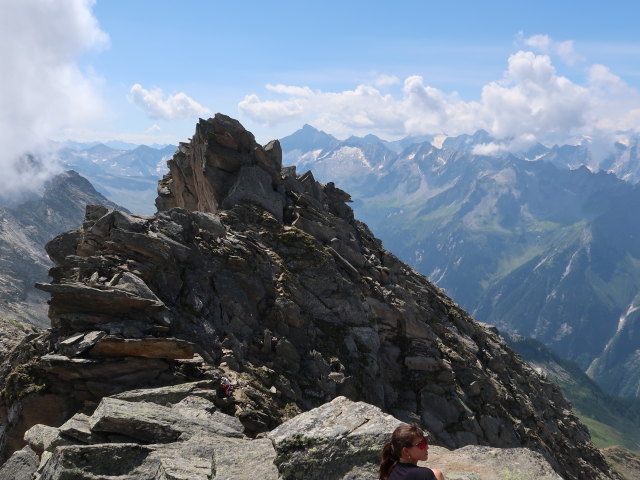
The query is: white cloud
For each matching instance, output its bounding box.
[480,51,591,140]
[266,84,314,97]
[0,0,107,197]
[145,124,162,133]
[239,43,640,152]
[374,74,400,88]
[238,94,306,125]
[472,134,538,156]
[129,84,210,120]
[517,32,584,66]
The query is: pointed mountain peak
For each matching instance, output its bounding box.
[280,124,339,152]
[85,143,117,154]
[344,133,384,146]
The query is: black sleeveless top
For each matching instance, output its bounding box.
[388,462,436,480]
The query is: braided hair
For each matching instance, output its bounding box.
[379,423,425,480]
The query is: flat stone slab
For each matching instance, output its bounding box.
[210,436,279,480]
[89,336,196,359]
[38,443,157,480]
[36,282,165,314]
[112,380,216,404]
[89,397,244,443]
[426,444,563,480]
[40,354,169,381]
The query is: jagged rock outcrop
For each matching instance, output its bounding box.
[0,170,123,362]
[0,114,619,480]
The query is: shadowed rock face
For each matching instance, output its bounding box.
[0,115,619,480]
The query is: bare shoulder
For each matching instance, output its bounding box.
[431,468,445,480]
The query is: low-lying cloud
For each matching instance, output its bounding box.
[130,84,210,120]
[239,34,640,154]
[0,0,107,198]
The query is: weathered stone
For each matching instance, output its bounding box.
[427,444,563,480]
[58,413,107,444]
[112,210,148,232]
[24,423,72,453]
[150,439,215,480]
[88,336,196,359]
[41,354,170,381]
[45,229,82,265]
[222,165,285,221]
[264,139,283,171]
[210,436,279,480]
[88,397,244,443]
[268,396,403,480]
[111,380,217,405]
[192,211,226,237]
[112,271,162,302]
[38,443,156,480]
[171,395,244,434]
[36,282,165,315]
[58,330,106,357]
[274,338,300,373]
[405,356,447,371]
[0,445,38,480]
[350,327,380,353]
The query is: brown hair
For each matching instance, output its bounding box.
[379,423,425,480]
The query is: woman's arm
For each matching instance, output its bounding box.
[431,468,445,480]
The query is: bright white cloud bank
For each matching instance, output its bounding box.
[130,84,210,120]
[239,35,640,153]
[0,0,107,196]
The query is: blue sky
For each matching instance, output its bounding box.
[3,0,640,162]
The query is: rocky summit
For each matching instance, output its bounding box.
[0,114,619,479]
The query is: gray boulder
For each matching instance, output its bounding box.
[88,397,243,443]
[268,396,403,480]
[0,445,39,480]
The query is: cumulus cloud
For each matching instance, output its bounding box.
[517,32,584,66]
[129,84,210,120]
[239,39,640,153]
[0,0,107,197]
[145,124,162,133]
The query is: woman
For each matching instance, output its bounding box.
[379,423,445,480]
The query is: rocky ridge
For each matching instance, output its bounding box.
[0,114,619,479]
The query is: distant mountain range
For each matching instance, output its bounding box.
[56,142,176,214]
[281,125,640,399]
